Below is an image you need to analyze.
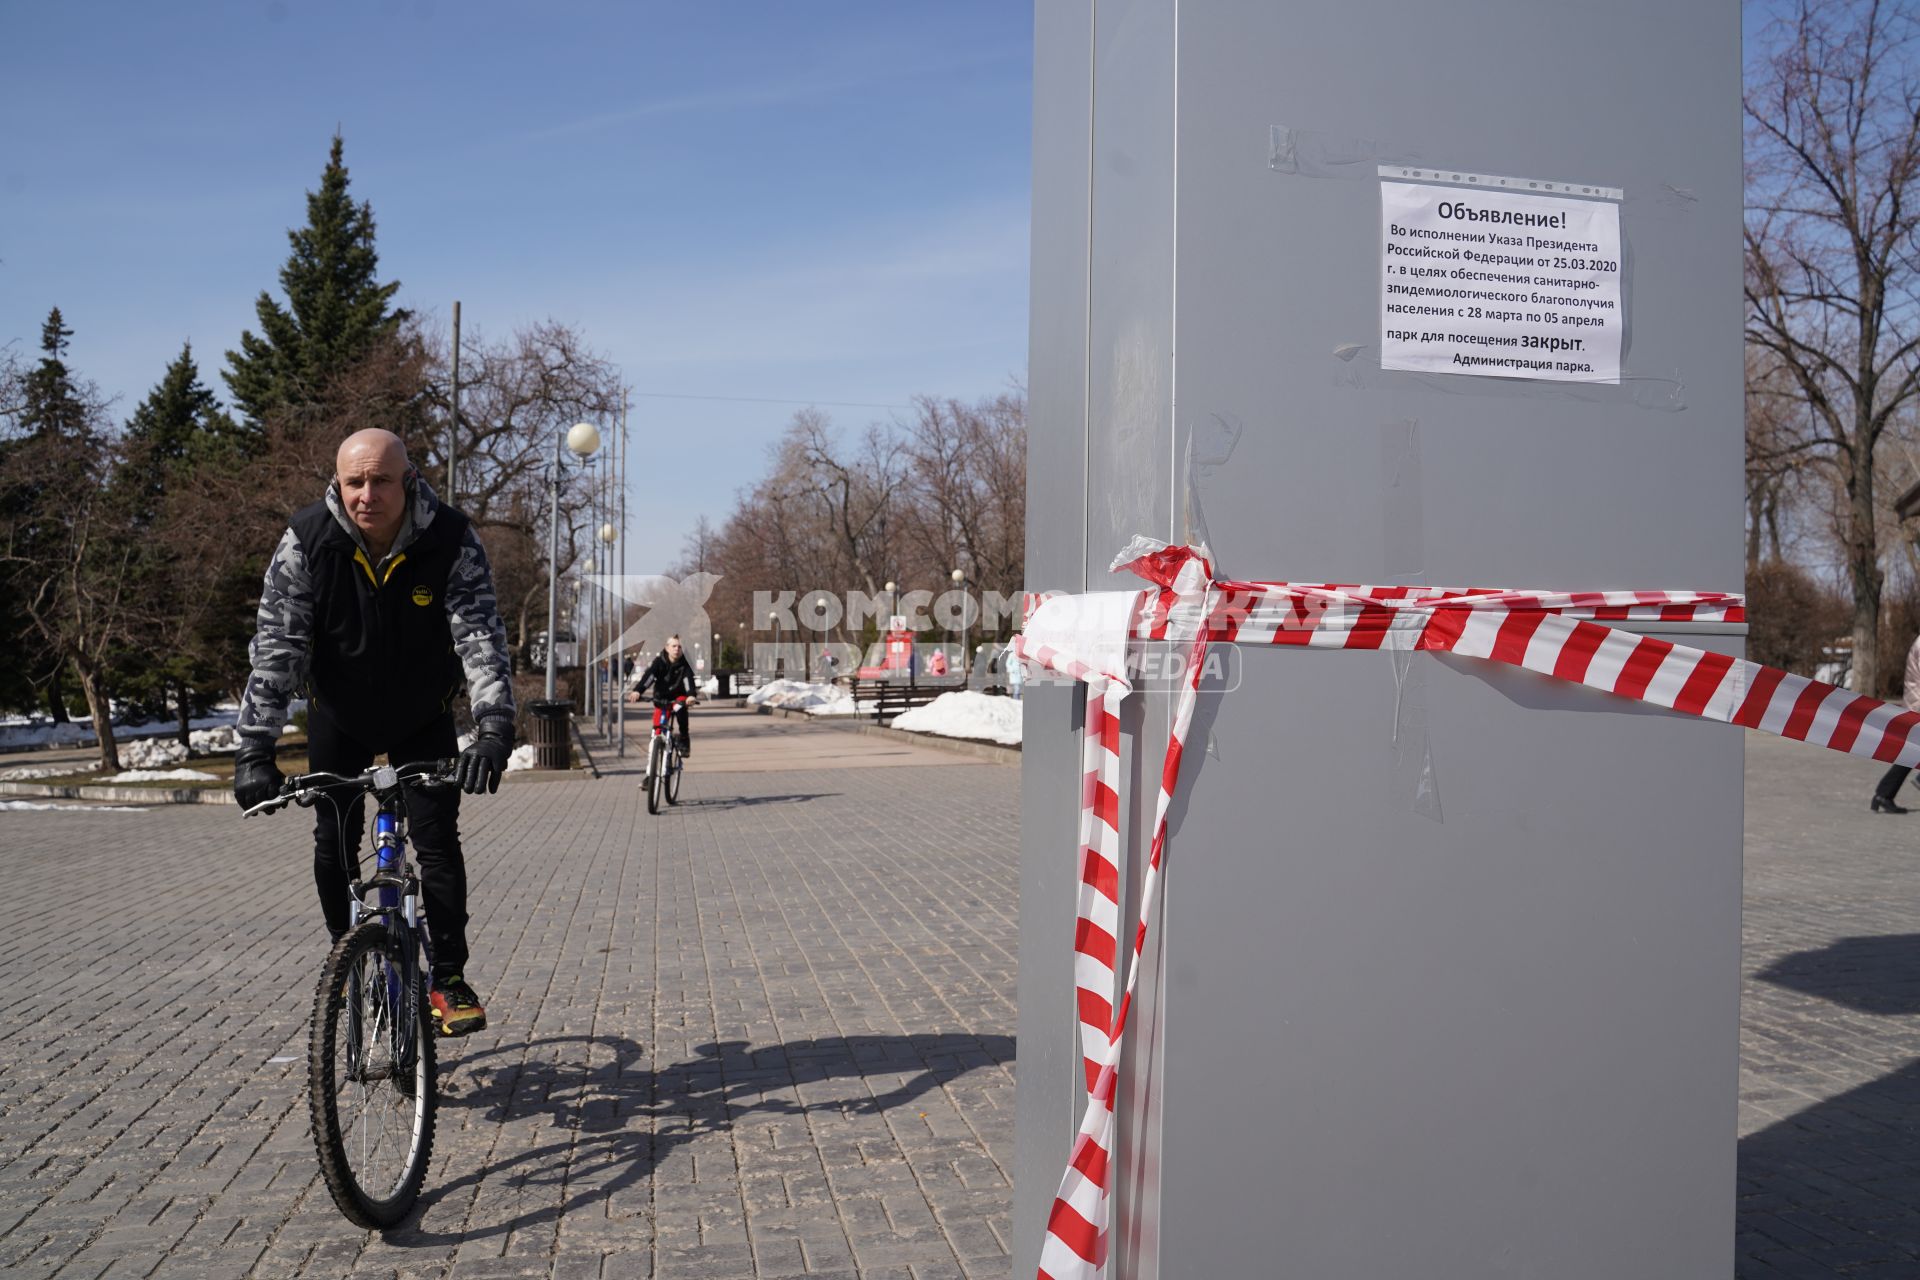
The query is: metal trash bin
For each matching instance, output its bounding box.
[715,670,733,698]
[527,699,572,770]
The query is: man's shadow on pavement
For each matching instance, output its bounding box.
[1754,933,1920,1016]
[386,1030,1012,1246]
[1737,935,1920,1273]
[1737,1059,1920,1272]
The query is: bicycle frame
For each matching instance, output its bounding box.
[245,758,456,1227]
[352,776,435,1074]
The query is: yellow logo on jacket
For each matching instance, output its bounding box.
[411,586,433,607]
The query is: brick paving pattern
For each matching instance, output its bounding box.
[0,720,1018,1280]
[7,715,1920,1277]
[1740,732,1920,1278]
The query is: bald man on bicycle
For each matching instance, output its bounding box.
[233,428,514,1037]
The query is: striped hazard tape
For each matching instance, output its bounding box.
[1013,536,1903,1280]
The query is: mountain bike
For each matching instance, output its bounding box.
[641,696,692,815]
[244,758,457,1228]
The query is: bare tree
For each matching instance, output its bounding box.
[0,422,142,771]
[675,515,719,576]
[898,390,1026,604]
[1745,0,1920,691]
[1746,348,1817,571]
[412,319,626,657]
[413,319,625,532]
[696,388,1027,659]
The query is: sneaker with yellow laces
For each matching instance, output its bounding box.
[428,975,487,1037]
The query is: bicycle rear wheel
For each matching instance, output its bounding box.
[310,922,437,1229]
[647,738,664,814]
[667,749,682,804]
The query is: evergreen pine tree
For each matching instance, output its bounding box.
[224,135,406,425]
[21,307,90,441]
[119,341,239,523]
[111,342,252,734]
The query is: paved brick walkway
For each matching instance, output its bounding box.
[0,712,1018,1280]
[1739,732,1920,1279]
[5,712,1920,1277]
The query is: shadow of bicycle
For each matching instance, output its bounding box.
[674,792,838,811]
[386,1030,1012,1245]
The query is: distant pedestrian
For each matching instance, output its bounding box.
[1871,633,1920,813]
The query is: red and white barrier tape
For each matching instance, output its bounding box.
[1014,537,1915,1280]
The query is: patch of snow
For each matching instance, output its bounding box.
[453,736,537,772]
[0,707,243,751]
[802,689,863,716]
[701,676,720,696]
[0,720,93,750]
[190,725,242,754]
[889,691,1022,746]
[100,768,220,783]
[121,737,189,770]
[0,763,94,782]
[0,800,149,812]
[746,679,850,712]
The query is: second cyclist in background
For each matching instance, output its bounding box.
[635,634,699,756]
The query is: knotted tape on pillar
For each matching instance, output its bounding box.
[1015,536,1918,1280]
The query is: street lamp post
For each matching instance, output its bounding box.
[544,422,601,703]
[581,555,597,723]
[882,580,896,685]
[616,398,628,756]
[596,519,616,735]
[951,567,967,686]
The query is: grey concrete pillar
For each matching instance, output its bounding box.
[1016,2,1744,1275]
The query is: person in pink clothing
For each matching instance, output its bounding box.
[1871,634,1920,812]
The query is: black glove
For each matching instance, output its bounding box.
[457,717,514,795]
[234,739,284,811]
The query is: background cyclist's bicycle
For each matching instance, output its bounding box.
[642,695,692,815]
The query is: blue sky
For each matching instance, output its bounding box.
[0,1,1033,573]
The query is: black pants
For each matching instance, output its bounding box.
[1876,764,1912,803]
[307,705,469,980]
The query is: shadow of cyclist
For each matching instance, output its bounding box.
[675,792,838,811]
[385,1030,1013,1245]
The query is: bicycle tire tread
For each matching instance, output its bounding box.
[309,923,438,1229]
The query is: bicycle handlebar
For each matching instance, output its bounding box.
[241,758,460,819]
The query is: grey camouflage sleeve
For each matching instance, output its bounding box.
[237,528,314,746]
[447,525,516,725]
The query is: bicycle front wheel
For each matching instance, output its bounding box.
[647,739,665,815]
[310,922,437,1229]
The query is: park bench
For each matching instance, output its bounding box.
[849,678,963,724]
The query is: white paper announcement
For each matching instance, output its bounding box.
[1380,181,1622,383]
